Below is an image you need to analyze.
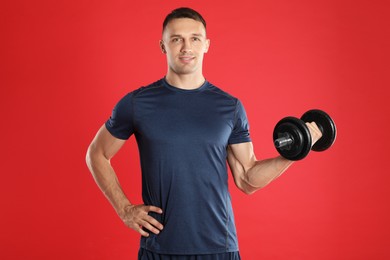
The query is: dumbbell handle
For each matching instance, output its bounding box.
[274,134,294,148]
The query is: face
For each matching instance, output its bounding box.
[160,18,210,76]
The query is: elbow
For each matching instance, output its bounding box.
[85,144,94,170]
[85,142,111,175]
[237,179,262,195]
[85,142,100,171]
[241,171,274,195]
[241,186,261,195]
[242,188,255,195]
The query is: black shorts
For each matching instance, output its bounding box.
[138,248,241,260]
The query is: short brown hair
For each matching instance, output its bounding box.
[163,7,206,32]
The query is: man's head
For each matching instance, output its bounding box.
[160,7,210,77]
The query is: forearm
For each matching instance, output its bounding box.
[245,156,293,190]
[86,150,131,217]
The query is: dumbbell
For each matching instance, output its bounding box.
[273,109,337,160]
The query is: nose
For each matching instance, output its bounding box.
[180,39,192,53]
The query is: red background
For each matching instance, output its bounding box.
[1,0,389,259]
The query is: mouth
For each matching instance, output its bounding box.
[179,56,195,63]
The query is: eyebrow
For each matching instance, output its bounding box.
[169,33,205,38]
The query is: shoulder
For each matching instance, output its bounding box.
[117,79,165,102]
[206,82,236,99]
[129,79,165,97]
[205,82,239,105]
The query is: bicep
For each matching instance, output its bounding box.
[227,142,259,194]
[228,142,257,172]
[88,124,126,160]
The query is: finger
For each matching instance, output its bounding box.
[141,220,161,235]
[137,226,151,237]
[306,122,321,136]
[305,122,323,145]
[128,222,150,237]
[311,122,321,133]
[145,205,163,214]
[145,215,164,230]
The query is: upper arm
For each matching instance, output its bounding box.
[228,142,257,172]
[87,124,126,161]
[227,142,257,193]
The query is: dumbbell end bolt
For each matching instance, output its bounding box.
[274,136,293,148]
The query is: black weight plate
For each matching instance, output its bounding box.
[301,109,337,152]
[273,117,312,160]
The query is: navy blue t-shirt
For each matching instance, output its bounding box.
[105,78,251,255]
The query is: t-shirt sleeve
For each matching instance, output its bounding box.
[105,92,135,140]
[228,99,252,144]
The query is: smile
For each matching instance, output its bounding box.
[179,56,195,62]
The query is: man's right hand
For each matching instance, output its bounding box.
[120,204,164,237]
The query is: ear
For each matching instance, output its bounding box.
[204,39,210,53]
[160,40,166,54]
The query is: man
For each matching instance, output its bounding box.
[86,7,322,260]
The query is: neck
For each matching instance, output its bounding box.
[165,72,206,90]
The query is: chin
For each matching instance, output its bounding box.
[172,67,198,75]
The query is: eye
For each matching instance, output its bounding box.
[192,37,200,41]
[171,38,182,43]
